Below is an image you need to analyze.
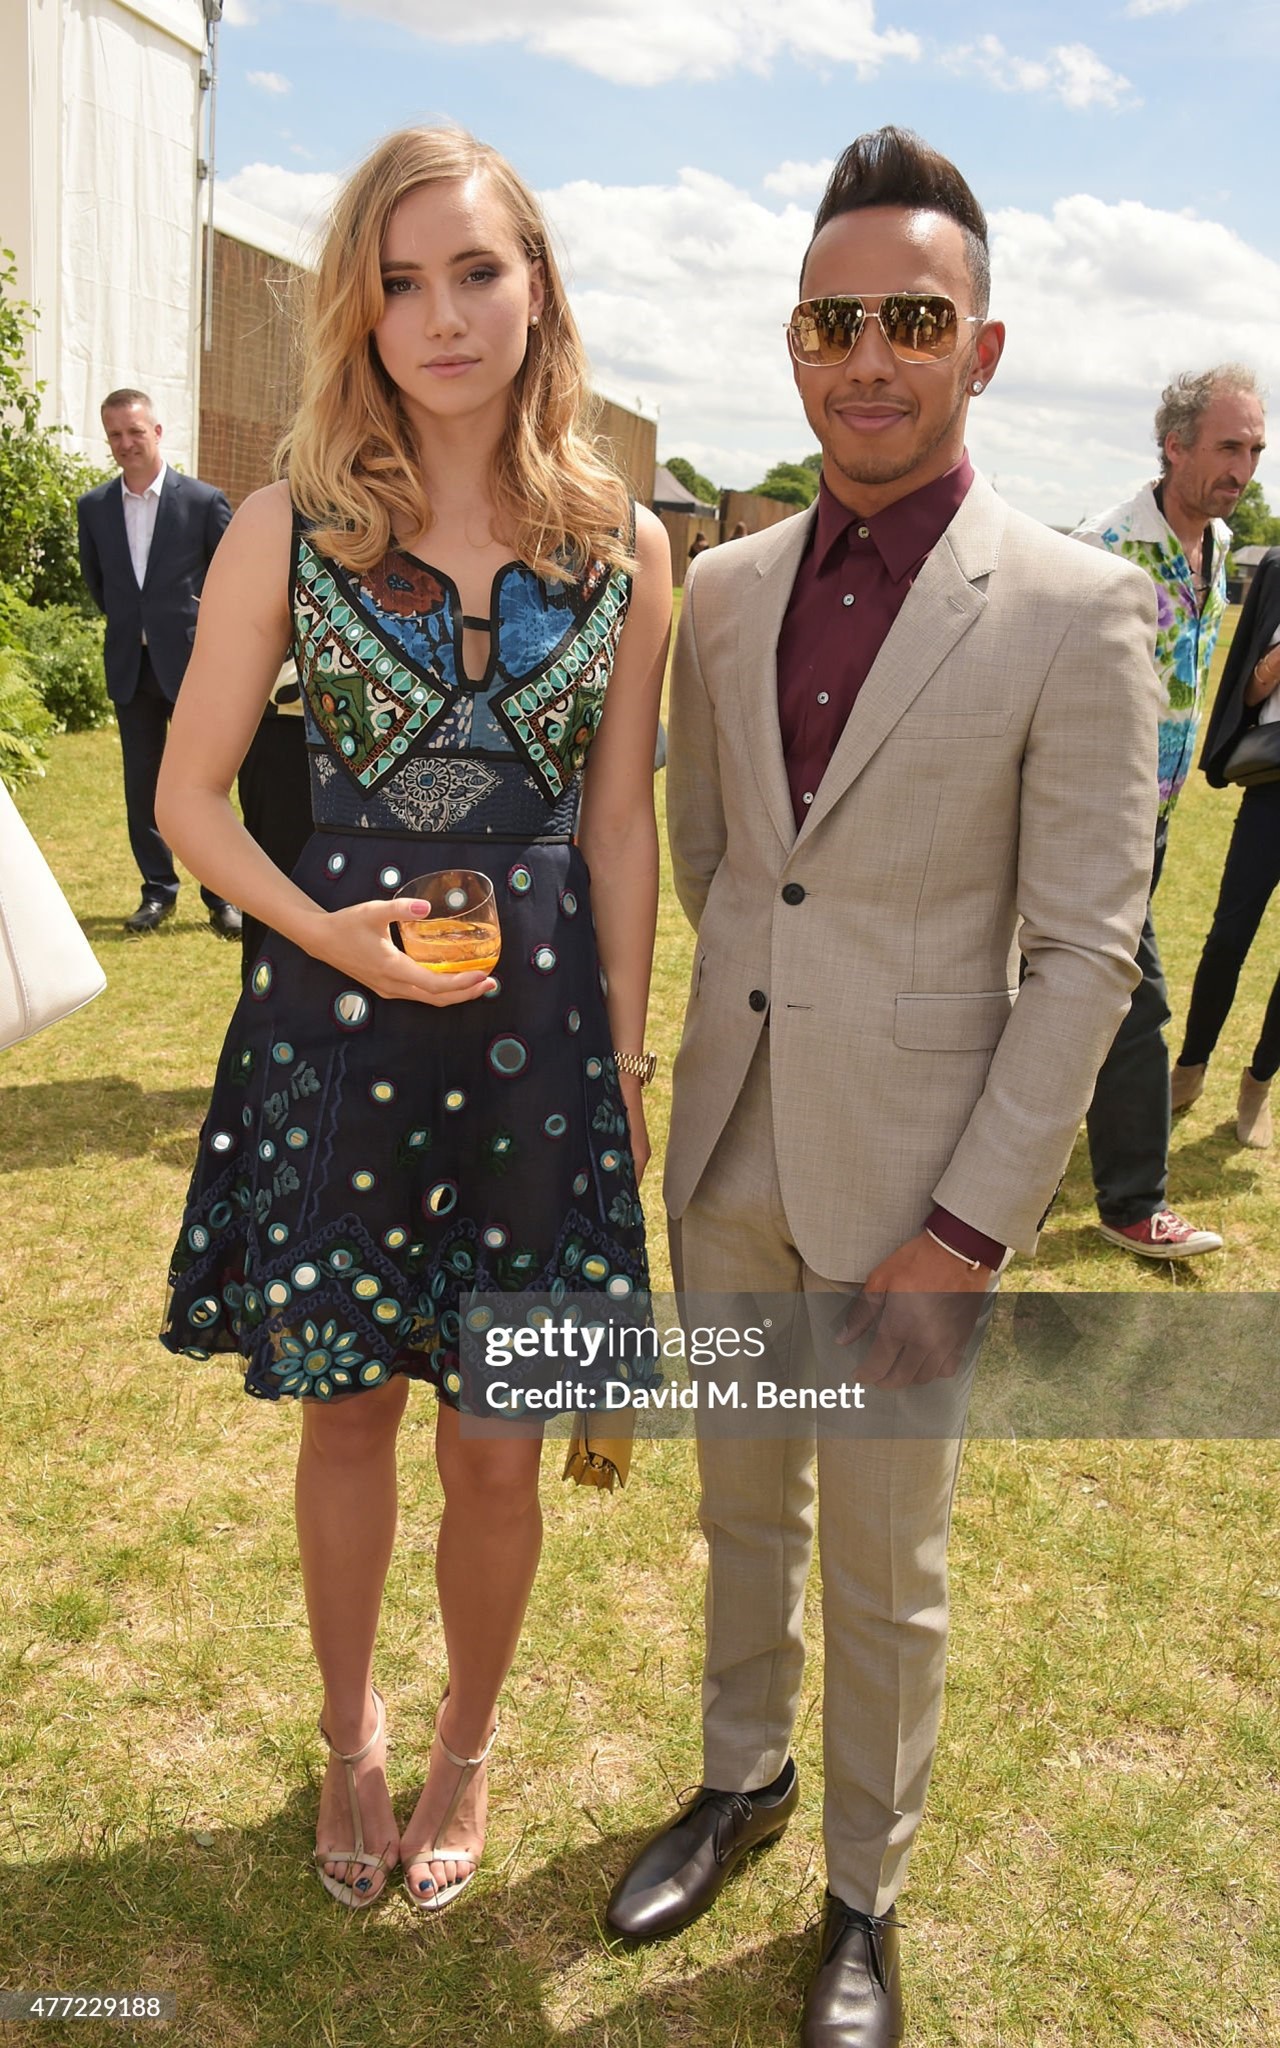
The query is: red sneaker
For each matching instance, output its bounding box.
[1098,1209,1223,1259]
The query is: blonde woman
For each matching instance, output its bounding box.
[156,128,670,1912]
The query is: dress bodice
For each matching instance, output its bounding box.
[290,524,633,840]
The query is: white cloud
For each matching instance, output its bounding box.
[544,169,810,469]
[216,162,1280,526]
[944,35,1137,111]
[222,0,257,24]
[312,0,920,85]
[763,159,835,200]
[220,162,341,237]
[1125,0,1196,14]
[247,70,291,94]
[1052,44,1137,111]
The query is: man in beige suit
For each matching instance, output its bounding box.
[606,131,1159,2045]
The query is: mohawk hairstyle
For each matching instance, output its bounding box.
[804,127,990,315]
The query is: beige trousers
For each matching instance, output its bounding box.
[673,1036,979,1916]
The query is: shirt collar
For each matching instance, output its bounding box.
[812,454,975,583]
[1099,479,1232,557]
[121,460,167,504]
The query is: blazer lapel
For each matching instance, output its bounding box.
[797,476,1006,843]
[103,479,131,568]
[734,505,817,854]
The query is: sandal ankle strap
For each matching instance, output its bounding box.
[436,1719,499,1772]
[435,1688,498,1771]
[319,1685,385,1767]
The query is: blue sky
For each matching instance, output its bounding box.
[215,0,1280,524]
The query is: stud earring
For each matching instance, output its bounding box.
[529,315,540,329]
[971,380,984,394]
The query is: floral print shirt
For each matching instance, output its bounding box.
[1074,483,1231,820]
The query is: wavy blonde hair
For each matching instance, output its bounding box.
[282,127,631,582]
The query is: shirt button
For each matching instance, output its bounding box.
[842,593,855,607]
[857,525,870,539]
[782,883,806,905]
[802,791,814,806]
[749,989,768,1013]
[817,691,829,705]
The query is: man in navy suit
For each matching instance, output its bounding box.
[78,389,241,935]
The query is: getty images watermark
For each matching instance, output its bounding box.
[479,1312,869,1415]
[453,1290,1280,1439]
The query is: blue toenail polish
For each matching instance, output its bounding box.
[417,1878,435,1893]
[355,1877,371,1892]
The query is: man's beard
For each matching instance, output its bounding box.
[825,377,969,491]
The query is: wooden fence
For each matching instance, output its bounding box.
[661,492,802,585]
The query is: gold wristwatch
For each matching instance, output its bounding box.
[613,1050,658,1086]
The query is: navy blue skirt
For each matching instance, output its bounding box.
[161,832,651,1403]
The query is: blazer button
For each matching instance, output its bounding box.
[781,883,805,905]
[748,989,768,1013]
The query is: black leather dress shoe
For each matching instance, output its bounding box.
[123,896,175,934]
[801,1892,903,2046]
[605,1760,798,1940]
[208,903,243,939]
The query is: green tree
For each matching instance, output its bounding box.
[1229,480,1280,549]
[665,456,719,507]
[0,249,107,613]
[751,459,820,508]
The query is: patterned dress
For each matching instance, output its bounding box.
[161,519,650,1404]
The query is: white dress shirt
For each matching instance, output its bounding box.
[120,460,167,589]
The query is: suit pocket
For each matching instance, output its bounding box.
[896,705,1012,738]
[893,989,1017,1051]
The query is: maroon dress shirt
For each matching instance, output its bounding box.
[775,454,1006,1271]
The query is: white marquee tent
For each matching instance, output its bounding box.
[1,0,211,469]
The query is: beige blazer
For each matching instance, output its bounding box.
[664,474,1160,1277]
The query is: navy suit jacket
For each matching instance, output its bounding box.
[77,469,232,704]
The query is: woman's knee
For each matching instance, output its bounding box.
[435,1413,542,1514]
[300,1373,409,1462]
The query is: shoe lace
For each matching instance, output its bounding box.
[682,1785,753,1823]
[821,1898,897,1991]
[678,1784,755,1855]
[1150,1210,1185,1242]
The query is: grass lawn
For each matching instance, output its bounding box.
[1,607,1278,2045]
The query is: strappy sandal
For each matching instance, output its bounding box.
[402,1691,499,1913]
[314,1686,394,1908]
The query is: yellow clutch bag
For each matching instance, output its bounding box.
[563,1411,634,1490]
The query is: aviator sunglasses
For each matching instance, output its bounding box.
[787,293,981,368]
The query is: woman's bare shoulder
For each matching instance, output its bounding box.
[229,477,294,539]
[633,502,671,573]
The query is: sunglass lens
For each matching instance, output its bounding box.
[791,298,863,366]
[879,295,958,362]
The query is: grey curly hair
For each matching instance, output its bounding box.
[1155,364,1262,475]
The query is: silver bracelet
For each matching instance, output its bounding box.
[924,1226,982,1271]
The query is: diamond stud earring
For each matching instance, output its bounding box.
[971,379,984,394]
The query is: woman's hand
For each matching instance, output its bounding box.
[1246,645,1280,706]
[619,1072,652,1184]
[298,897,496,1006]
